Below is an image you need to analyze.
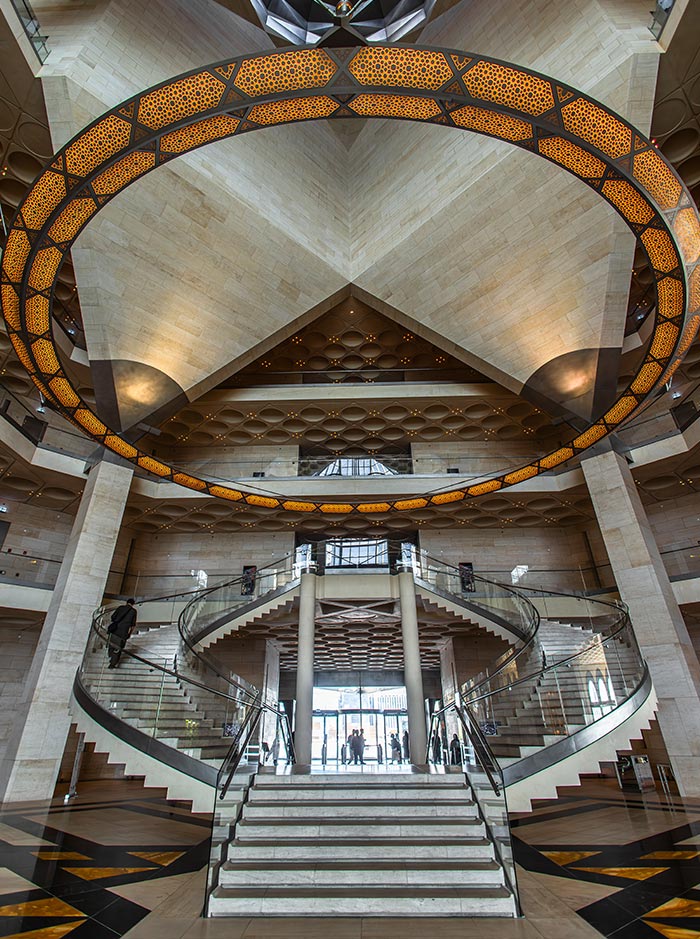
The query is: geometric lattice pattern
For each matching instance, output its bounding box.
[2,42,699,514]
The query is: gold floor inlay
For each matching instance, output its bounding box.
[62,866,157,881]
[645,897,700,918]
[542,851,601,866]
[32,851,91,861]
[645,924,700,939]
[2,924,87,939]
[642,851,700,860]
[572,866,669,880]
[129,851,184,866]
[0,897,84,917]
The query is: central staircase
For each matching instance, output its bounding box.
[208,772,517,917]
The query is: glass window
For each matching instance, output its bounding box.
[316,457,398,477]
[325,538,389,568]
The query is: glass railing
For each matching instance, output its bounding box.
[409,549,539,643]
[426,701,520,915]
[8,0,49,62]
[178,552,299,650]
[80,605,260,770]
[649,0,674,38]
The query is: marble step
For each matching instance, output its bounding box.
[219,858,504,887]
[235,818,486,841]
[207,884,515,917]
[247,786,470,803]
[228,838,494,861]
[253,773,458,786]
[242,800,478,819]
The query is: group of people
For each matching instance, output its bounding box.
[344,728,366,764]
[389,729,410,763]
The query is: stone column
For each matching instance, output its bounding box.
[582,447,700,796]
[398,569,427,762]
[0,458,133,803]
[294,571,317,765]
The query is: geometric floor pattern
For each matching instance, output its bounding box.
[0,785,209,939]
[513,783,700,938]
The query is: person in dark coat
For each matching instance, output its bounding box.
[390,733,402,764]
[402,729,410,762]
[107,599,137,668]
[450,733,462,765]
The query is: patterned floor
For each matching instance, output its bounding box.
[0,781,210,939]
[512,780,700,938]
[1,777,700,937]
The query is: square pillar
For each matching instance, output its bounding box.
[0,458,133,803]
[582,447,700,795]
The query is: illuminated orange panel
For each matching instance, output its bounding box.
[48,198,98,243]
[468,480,502,496]
[348,47,451,91]
[561,99,632,159]
[630,361,663,394]
[28,247,63,291]
[30,337,60,374]
[656,276,684,319]
[394,498,429,510]
[246,495,281,508]
[1,229,31,282]
[137,456,171,476]
[249,96,339,125]
[572,424,607,449]
[283,500,316,512]
[92,152,156,195]
[138,72,226,130]
[601,180,654,225]
[539,447,574,469]
[649,321,680,359]
[673,207,700,265]
[430,491,466,504]
[65,115,132,177]
[173,473,207,490]
[210,485,243,501]
[105,435,138,459]
[603,395,637,425]
[320,503,353,513]
[348,94,441,121]
[504,465,538,485]
[49,377,80,407]
[357,502,391,513]
[633,150,683,211]
[25,295,49,335]
[21,172,66,230]
[461,61,554,116]
[10,335,35,373]
[235,50,336,97]
[160,115,240,152]
[640,229,679,273]
[451,105,532,141]
[1,284,21,330]
[538,137,605,179]
[75,409,107,436]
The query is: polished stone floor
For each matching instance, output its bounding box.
[0,776,698,938]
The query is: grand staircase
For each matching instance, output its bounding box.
[208,772,517,917]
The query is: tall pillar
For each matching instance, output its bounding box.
[0,458,133,803]
[294,571,317,765]
[582,447,700,795]
[398,569,427,762]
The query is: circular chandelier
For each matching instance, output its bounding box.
[1,44,699,515]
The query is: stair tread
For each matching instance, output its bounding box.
[213,885,511,898]
[223,859,499,871]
